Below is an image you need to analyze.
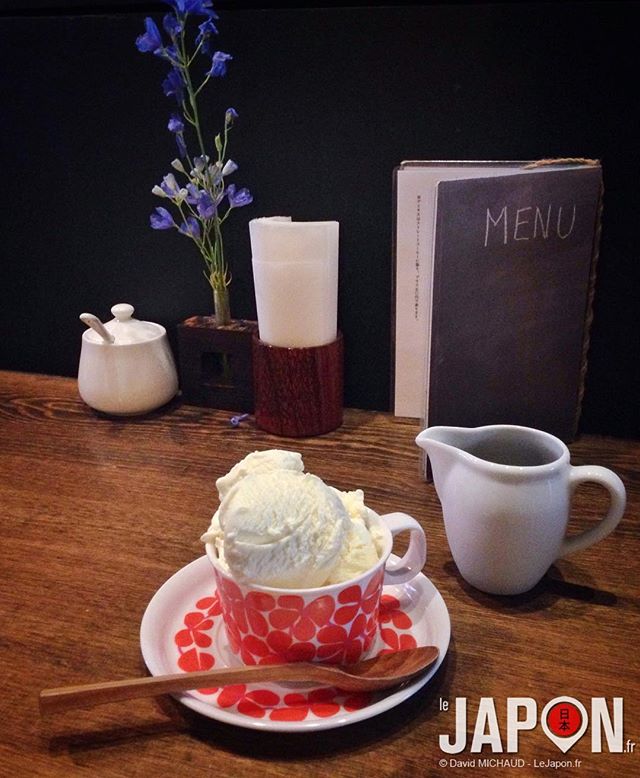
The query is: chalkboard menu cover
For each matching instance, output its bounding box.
[392,160,602,469]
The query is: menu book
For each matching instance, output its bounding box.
[392,159,603,461]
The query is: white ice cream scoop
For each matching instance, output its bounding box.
[216,470,350,588]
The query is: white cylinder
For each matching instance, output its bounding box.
[250,217,339,348]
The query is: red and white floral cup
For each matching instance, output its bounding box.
[204,512,426,666]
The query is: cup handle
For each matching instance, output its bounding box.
[380,512,427,585]
[558,466,626,558]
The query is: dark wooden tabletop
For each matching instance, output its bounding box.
[1,371,638,777]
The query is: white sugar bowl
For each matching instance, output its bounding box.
[78,303,179,415]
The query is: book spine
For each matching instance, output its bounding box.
[574,175,604,439]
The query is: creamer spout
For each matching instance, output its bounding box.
[415,426,464,455]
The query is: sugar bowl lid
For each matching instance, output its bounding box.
[82,304,164,344]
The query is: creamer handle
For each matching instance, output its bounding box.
[558,466,626,557]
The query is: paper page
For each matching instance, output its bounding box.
[393,162,525,418]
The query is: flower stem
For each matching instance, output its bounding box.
[213,286,231,326]
[178,28,207,159]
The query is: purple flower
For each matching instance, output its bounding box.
[167,0,219,17]
[163,13,182,38]
[168,113,184,133]
[208,51,232,78]
[150,207,175,230]
[191,155,210,177]
[196,192,217,219]
[226,184,253,208]
[185,183,201,205]
[136,18,163,54]
[222,159,237,176]
[141,4,253,251]
[184,185,218,218]
[196,19,219,53]
[160,173,181,197]
[179,216,201,239]
[162,68,185,103]
[206,161,224,185]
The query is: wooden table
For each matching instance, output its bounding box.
[1,371,638,777]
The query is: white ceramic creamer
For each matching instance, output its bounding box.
[416,425,626,595]
[78,303,178,415]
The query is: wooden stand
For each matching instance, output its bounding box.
[177,316,258,412]
[252,333,343,436]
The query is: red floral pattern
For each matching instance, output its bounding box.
[172,584,418,720]
[379,593,413,629]
[378,593,417,654]
[212,567,387,667]
[173,594,222,694]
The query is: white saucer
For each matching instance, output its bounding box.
[140,555,451,732]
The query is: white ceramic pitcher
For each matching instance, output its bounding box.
[416,425,626,595]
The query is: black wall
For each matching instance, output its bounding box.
[1,2,638,436]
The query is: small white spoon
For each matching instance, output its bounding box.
[79,313,115,344]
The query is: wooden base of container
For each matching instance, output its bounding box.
[252,334,343,437]
[177,316,258,412]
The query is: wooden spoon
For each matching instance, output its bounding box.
[39,645,439,714]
